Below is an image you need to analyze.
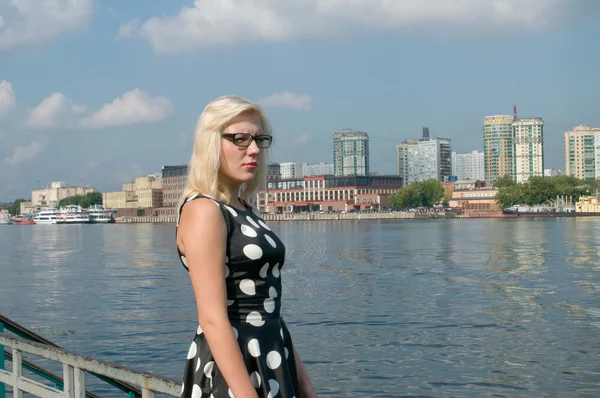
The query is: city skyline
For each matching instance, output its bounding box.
[1,1,600,201]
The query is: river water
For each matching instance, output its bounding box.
[1,218,600,397]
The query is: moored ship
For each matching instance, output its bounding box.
[56,205,91,224]
[33,209,59,224]
[0,210,12,224]
[88,204,115,223]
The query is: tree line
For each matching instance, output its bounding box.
[494,175,599,208]
[58,192,103,207]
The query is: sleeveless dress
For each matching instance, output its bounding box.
[176,193,300,398]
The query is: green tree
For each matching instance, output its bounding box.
[389,179,445,209]
[58,192,102,208]
[495,175,597,208]
[493,174,516,188]
[8,199,26,215]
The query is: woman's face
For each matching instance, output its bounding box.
[219,112,264,186]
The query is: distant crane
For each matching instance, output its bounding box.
[513,105,518,120]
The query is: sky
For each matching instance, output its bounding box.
[1,0,599,202]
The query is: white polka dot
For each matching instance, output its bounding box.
[246,311,265,327]
[258,220,271,231]
[181,255,188,268]
[246,216,260,228]
[243,244,263,260]
[248,339,261,357]
[228,388,235,398]
[195,358,201,372]
[187,341,197,359]
[225,255,229,263]
[191,384,202,398]
[224,205,238,217]
[197,325,203,335]
[264,298,275,313]
[272,263,280,278]
[227,300,235,306]
[241,224,258,237]
[224,266,230,278]
[280,328,284,339]
[267,380,279,398]
[259,263,269,278]
[203,361,214,378]
[240,279,256,295]
[285,347,289,359]
[269,286,277,298]
[265,235,277,248]
[250,371,261,388]
[181,383,185,395]
[232,326,238,339]
[266,351,282,369]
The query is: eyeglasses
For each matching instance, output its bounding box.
[222,133,273,148]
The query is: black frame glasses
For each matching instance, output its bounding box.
[222,133,273,148]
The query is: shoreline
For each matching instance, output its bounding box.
[116,211,600,223]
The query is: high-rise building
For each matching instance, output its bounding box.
[564,125,600,179]
[452,151,485,181]
[396,139,418,184]
[333,129,369,176]
[279,162,303,179]
[303,162,334,177]
[483,115,514,183]
[405,137,452,184]
[512,118,544,183]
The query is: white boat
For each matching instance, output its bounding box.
[88,205,115,224]
[33,209,59,224]
[56,205,90,224]
[0,211,12,224]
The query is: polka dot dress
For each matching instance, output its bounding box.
[177,194,300,398]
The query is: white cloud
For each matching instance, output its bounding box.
[26,89,173,129]
[26,92,87,128]
[257,92,313,111]
[80,89,173,128]
[118,0,588,53]
[5,140,43,165]
[0,0,93,51]
[0,80,16,117]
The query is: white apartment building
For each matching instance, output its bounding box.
[333,129,369,176]
[512,118,544,183]
[302,162,334,177]
[279,162,303,179]
[564,125,600,179]
[406,138,452,184]
[452,151,485,181]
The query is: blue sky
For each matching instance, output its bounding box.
[1,0,599,201]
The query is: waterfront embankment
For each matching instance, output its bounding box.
[118,210,511,223]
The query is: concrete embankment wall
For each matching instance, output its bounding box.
[118,211,487,223]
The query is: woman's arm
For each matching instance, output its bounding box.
[293,345,318,398]
[179,199,258,398]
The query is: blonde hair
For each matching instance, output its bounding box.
[179,95,270,208]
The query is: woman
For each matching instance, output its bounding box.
[176,96,317,398]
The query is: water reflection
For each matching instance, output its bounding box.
[2,219,600,396]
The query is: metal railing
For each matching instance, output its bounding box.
[0,334,181,398]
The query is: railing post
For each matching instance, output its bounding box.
[142,387,155,398]
[74,367,85,398]
[63,363,74,398]
[0,322,4,398]
[12,349,22,398]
